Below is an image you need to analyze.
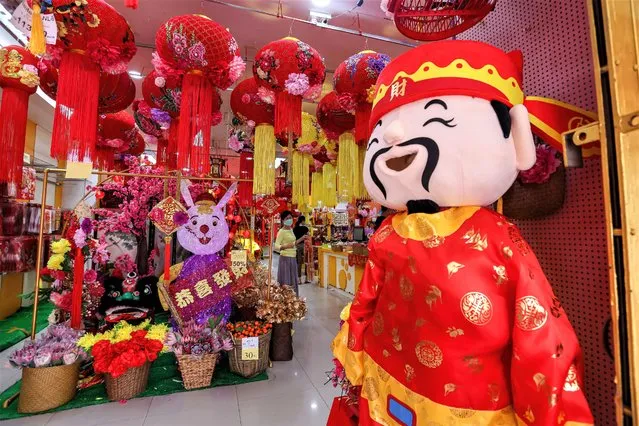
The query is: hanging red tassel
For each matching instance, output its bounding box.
[95,147,116,171]
[177,72,214,175]
[274,91,302,141]
[238,151,254,207]
[0,88,29,186]
[167,119,179,170]
[125,0,139,9]
[51,51,100,163]
[156,137,168,167]
[164,236,171,283]
[71,248,84,329]
[354,104,372,146]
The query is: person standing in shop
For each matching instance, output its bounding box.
[274,211,306,295]
[293,215,310,283]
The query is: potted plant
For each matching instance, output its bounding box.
[256,283,307,361]
[10,325,87,413]
[226,320,273,378]
[166,316,233,390]
[77,320,168,401]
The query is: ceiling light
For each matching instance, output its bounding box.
[310,10,331,25]
[311,0,331,8]
[128,70,143,79]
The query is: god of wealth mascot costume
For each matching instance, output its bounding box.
[331,40,595,425]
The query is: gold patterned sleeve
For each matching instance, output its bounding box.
[507,226,594,425]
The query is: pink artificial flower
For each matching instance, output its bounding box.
[188,42,207,64]
[50,291,72,312]
[154,76,166,88]
[172,32,188,53]
[519,145,561,184]
[284,73,310,96]
[304,84,323,100]
[246,120,256,128]
[228,135,243,152]
[87,38,126,74]
[241,94,251,104]
[257,86,276,105]
[227,56,246,83]
[152,52,183,80]
[73,228,87,249]
[84,269,98,283]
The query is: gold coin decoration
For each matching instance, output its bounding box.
[515,296,548,331]
[460,292,493,326]
[415,340,443,368]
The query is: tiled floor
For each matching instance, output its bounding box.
[0,283,352,426]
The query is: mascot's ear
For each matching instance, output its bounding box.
[510,104,536,171]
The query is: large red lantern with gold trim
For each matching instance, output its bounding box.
[0,46,39,186]
[334,51,390,144]
[253,37,325,141]
[45,0,136,164]
[154,14,244,175]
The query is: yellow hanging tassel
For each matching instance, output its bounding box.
[28,2,46,56]
[337,133,358,202]
[323,163,337,208]
[355,144,369,200]
[253,124,276,195]
[311,171,324,207]
[292,152,310,210]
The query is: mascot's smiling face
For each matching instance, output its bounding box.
[364,95,537,210]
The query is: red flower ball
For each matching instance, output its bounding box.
[333,51,390,104]
[317,91,355,141]
[230,78,275,125]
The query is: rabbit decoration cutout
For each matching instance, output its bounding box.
[167,181,238,324]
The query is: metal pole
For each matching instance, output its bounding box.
[267,216,275,301]
[31,169,49,339]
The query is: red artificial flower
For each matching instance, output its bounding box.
[109,357,129,378]
[54,270,67,281]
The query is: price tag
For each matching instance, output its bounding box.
[11,1,58,45]
[241,336,259,361]
[230,249,248,277]
[65,161,92,179]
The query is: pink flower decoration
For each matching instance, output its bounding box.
[519,145,561,184]
[228,56,246,84]
[87,38,127,74]
[172,33,187,51]
[73,228,87,248]
[173,211,189,226]
[84,269,98,283]
[241,94,251,104]
[228,135,243,152]
[285,73,310,96]
[257,86,276,105]
[314,159,323,170]
[246,120,256,128]
[211,111,223,126]
[154,76,166,88]
[188,42,207,65]
[152,52,183,80]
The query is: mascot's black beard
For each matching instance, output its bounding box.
[369,137,440,200]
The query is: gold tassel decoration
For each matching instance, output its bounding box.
[355,144,369,200]
[311,171,324,207]
[337,132,358,202]
[253,124,276,195]
[28,2,46,56]
[323,163,337,208]
[291,152,310,210]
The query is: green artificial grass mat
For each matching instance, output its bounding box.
[0,352,268,420]
[0,302,53,352]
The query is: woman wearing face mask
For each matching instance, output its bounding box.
[274,211,306,295]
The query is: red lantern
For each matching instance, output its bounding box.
[253,37,325,141]
[96,111,140,170]
[334,51,390,144]
[155,15,244,175]
[230,78,274,125]
[38,61,135,114]
[46,0,136,163]
[0,46,39,186]
[317,91,355,141]
[133,100,169,166]
[385,0,496,41]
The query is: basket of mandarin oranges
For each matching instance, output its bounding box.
[226,321,273,378]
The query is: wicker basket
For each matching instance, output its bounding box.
[228,330,271,378]
[502,165,566,220]
[177,353,218,390]
[18,362,80,414]
[105,362,151,401]
[270,322,293,361]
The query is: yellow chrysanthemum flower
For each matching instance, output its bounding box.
[51,239,71,255]
[46,254,66,271]
[146,324,169,342]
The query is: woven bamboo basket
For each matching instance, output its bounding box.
[228,330,271,378]
[18,362,80,413]
[105,362,151,401]
[270,322,293,361]
[502,165,566,220]
[177,353,218,390]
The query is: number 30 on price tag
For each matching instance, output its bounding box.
[241,336,259,361]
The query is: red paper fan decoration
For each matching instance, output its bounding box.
[155,14,244,174]
[253,37,326,141]
[230,78,274,125]
[96,111,140,170]
[386,0,496,41]
[334,51,390,144]
[0,46,39,186]
[317,91,355,141]
[45,0,136,164]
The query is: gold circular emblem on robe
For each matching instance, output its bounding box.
[415,340,443,368]
[460,292,493,326]
[515,296,548,331]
